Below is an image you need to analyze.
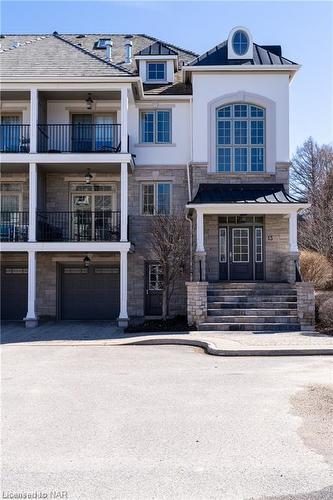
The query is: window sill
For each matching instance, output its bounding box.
[135,143,176,148]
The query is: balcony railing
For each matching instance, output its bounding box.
[37,211,121,242]
[0,212,29,241]
[37,124,121,153]
[0,125,30,153]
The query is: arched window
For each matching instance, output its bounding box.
[216,103,265,173]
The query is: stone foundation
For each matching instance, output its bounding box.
[296,282,315,331]
[186,281,208,327]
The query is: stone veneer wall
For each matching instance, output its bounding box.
[185,282,208,326]
[189,163,290,199]
[296,282,315,330]
[44,173,121,211]
[127,166,189,319]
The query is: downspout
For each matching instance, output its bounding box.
[185,96,194,281]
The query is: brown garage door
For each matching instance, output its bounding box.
[1,265,28,320]
[60,264,120,320]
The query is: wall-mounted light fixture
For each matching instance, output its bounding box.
[84,168,93,184]
[86,93,94,110]
[83,256,91,268]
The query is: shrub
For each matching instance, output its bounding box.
[300,251,333,290]
[318,298,333,327]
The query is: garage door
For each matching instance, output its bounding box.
[60,264,120,320]
[1,265,28,320]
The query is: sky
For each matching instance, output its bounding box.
[1,0,332,155]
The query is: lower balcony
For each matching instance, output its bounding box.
[36,211,121,242]
[0,212,29,241]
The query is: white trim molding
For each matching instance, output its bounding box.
[207,91,277,174]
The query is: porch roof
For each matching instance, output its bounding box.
[188,183,305,205]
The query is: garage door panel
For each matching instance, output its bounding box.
[1,265,28,320]
[60,265,120,320]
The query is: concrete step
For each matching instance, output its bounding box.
[208,283,294,289]
[207,308,298,317]
[207,301,298,309]
[198,323,300,332]
[205,315,298,324]
[207,289,297,297]
[207,295,297,303]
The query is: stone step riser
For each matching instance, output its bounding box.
[208,302,298,309]
[207,309,298,317]
[208,290,297,297]
[208,284,295,289]
[198,323,300,332]
[206,316,298,324]
[207,296,297,303]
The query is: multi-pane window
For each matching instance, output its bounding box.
[147,62,166,81]
[216,104,265,172]
[232,228,249,263]
[148,264,163,291]
[219,228,227,263]
[142,183,171,215]
[255,227,263,263]
[140,110,171,144]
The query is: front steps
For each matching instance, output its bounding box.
[198,283,300,332]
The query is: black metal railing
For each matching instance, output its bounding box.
[37,124,121,153]
[0,212,29,241]
[0,125,30,153]
[295,259,303,282]
[37,211,121,241]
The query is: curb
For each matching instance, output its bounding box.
[121,338,333,357]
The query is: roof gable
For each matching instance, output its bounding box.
[135,41,178,56]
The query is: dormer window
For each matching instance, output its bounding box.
[146,62,166,82]
[232,30,249,56]
[227,26,253,60]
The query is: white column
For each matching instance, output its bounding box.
[28,163,37,242]
[196,209,205,252]
[118,250,129,326]
[120,87,128,153]
[120,162,128,242]
[289,211,298,252]
[30,88,38,153]
[25,251,38,327]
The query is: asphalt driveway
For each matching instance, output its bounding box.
[1,344,333,499]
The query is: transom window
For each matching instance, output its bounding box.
[140,110,171,144]
[216,103,265,173]
[232,30,249,56]
[146,62,166,81]
[141,183,171,215]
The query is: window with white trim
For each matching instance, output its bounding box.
[219,227,227,263]
[141,183,171,215]
[148,264,163,290]
[146,62,166,81]
[0,183,23,211]
[140,110,171,144]
[216,103,265,173]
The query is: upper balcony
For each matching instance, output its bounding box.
[0,87,131,158]
[37,123,123,154]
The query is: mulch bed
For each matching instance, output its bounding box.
[125,315,195,333]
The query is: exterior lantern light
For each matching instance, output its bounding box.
[84,168,93,184]
[86,92,93,110]
[83,256,91,268]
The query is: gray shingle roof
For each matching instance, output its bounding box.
[188,40,298,67]
[0,33,196,95]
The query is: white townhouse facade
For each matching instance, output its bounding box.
[0,27,315,331]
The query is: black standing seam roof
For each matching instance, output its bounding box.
[188,41,298,67]
[188,184,306,204]
[135,41,178,56]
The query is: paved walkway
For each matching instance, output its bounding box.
[2,321,333,355]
